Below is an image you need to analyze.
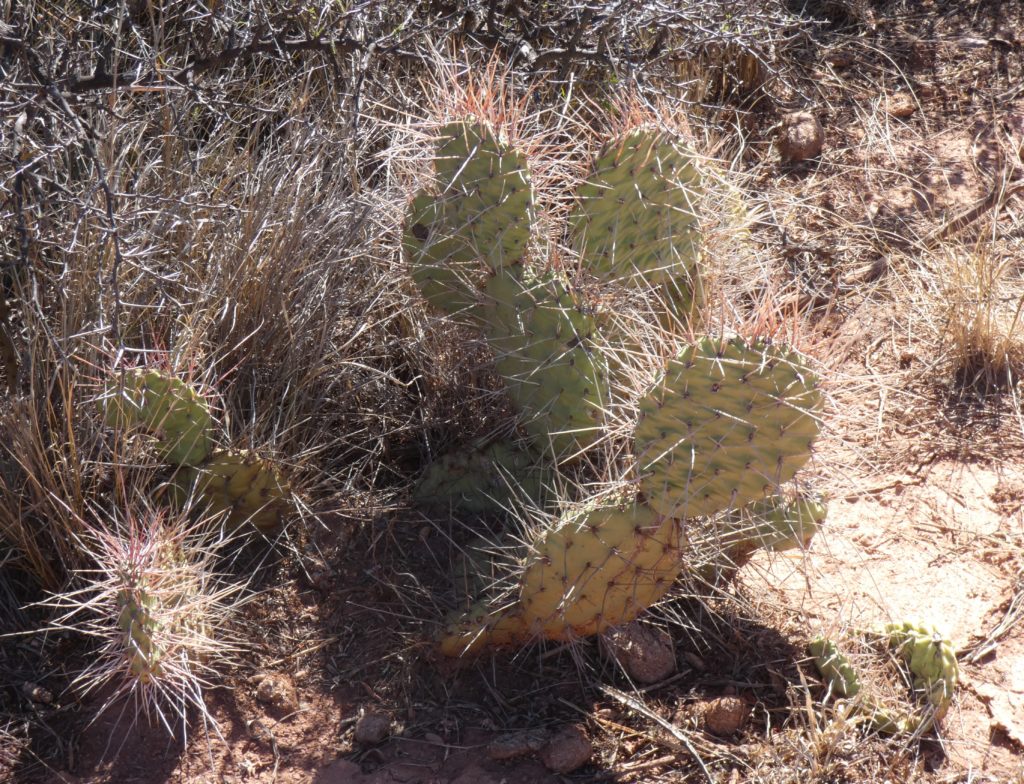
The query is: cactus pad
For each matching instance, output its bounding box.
[187,449,291,534]
[102,369,214,467]
[404,190,486,318]
[636,337,821,519]
[569,128,703,322]
[425,120,535,273]
[413,440,548,514]
[484,270,609,458]
[438,493,683,656]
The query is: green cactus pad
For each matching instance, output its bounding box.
[882,621,959,723]
[187,449,292,534]
[483,270,609,459]
[413,440,549,514]
[636,336,821,519]
[404,190,486,319]
[437,493,684,656]
[102,369,214,467]
[432,120,535,272]
[519,494,682,640]
[569,128,703,323]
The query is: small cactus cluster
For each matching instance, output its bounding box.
[809,621,959,734]
[101,368,292,534]
[402,117,825,656]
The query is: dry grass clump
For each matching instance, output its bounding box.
[898,241,1024,394]
[933,244,1024,391]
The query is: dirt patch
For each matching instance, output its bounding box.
[747,459,1024,778]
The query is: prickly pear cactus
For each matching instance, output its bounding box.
[102,369,213,467]
[689,493,827,584]
[883,621,959,724]
[437,335,824,657]
[404,120,535,318]
[721,494,826,559]
[635,336,821,519]
[439,492,683,657]
[484,270,608,457]
[183,449,292,534]
[809,621,958,734]
[569,128,704,324]
[414,440,549,514]
[406,120,608,459]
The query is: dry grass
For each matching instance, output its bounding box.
[928,243,1024,391]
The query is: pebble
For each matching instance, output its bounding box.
[777,111,824,163]
[703,696,751,737]
[353,711,391,745]
[539,724,592,774]
[600,622,676,684]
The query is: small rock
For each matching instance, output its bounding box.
[777,111,824,163]
[600,622,676,684]
[886,93,917,118]
[539,724,592,774]
[353,711,391,745]
[486,729,550,760]
[703,696,751,737]
[254,673,299,713]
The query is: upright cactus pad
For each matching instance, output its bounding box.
[184,449,292,534]
[404,120,535,317]
[636,337,821,519]
[883,621,959,724]
[484,270,608,458]
[722,494,826,558]
[438,493,683,656]
[413,440,549,514]
[102,369,214,467]
[433,120,535,272]
[569,128,704,323]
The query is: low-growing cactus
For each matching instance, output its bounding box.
[809,621,959,734]
[43,516,243,735]
[438,337,822,656]
[175,449,292,534]
[101,367,294,535]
